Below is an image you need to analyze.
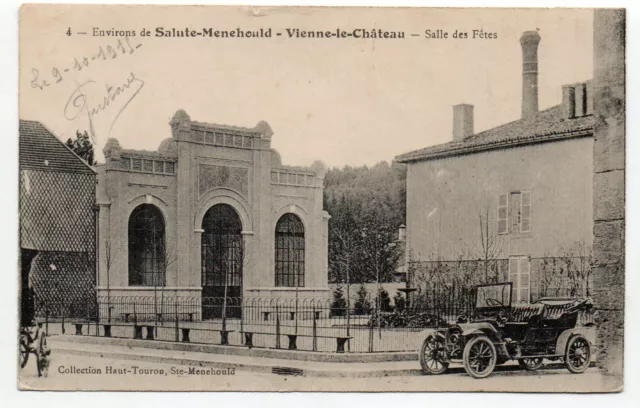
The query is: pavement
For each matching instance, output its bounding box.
[17,334,619,392]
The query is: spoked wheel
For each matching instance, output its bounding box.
[19,336,29,369]
[463,336,497,379]
[419,334,449,375]
[565,335,590,374]
[519,357,544,371]
[37,333,50,378]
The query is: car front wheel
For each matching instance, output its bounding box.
[463,335,497,379]
[419,334,449,375]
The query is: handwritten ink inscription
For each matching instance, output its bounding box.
[30,37,142,91]
[29,36,145,143]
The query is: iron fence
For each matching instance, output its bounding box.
[34,295,475,353]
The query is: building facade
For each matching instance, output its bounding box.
[96,110,331,311]
[395,32,595,303]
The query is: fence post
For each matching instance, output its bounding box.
[312,305,317,352]
[61,309,65,335]
[240,301,244,338]
[368,310,374,353]
[275,304,281,349]
[133,301,139,339]
[45,310,49,336]
[346,300,351,353]
[174,299,179,342]
[133,300,137,325]
[86,302,91,336]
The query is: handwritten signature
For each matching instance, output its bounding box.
[64,72,145,142]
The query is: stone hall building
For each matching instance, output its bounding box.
[395,31,595,303]
[96,110,331,308]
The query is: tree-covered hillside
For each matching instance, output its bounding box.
[323,161,407,284]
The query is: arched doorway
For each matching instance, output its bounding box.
[201,204,243,319]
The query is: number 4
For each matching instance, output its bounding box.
[66,27,71,36]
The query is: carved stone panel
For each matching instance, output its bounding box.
[199,164,248,198]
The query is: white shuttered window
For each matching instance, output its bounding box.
[508,256,531,303]
[521,191,531,232]
[497,191,531,234]
[497,193,508,234]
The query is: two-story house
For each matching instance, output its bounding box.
[395,31,595,302]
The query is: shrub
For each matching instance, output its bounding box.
[330,285,348,317]
[393,290,406,312]
[370,311,450,328]
[376,288,393,312]
[353,284,371,315]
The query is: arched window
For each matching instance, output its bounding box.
[275,213,305,287]
[201,204,243,296]
[128,204,165,286]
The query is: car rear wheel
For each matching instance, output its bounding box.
[565,335,590,374]
[463,336,497,379]
[419,334,449,375]
[519,358,544,371]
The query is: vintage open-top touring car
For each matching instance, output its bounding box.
[419,282,595,379]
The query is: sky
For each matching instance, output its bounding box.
[19,6,593,168]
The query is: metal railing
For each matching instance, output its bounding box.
[35,295,474,353]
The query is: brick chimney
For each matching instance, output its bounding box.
[562,81,593,119]
[520,31,541,118]
[452,104,474,141]
[562,84,576,118]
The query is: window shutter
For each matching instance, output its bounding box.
[521,191,531,232]
[508,257,518,301]
[497,193,508,234]
[519,257,531,303]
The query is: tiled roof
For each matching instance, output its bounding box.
[395,105,595,163]
[19,120,96,174]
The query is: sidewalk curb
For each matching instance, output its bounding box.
[51,334,418,363]
[50,340,424,378]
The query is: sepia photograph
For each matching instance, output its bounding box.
[16,4,625,393]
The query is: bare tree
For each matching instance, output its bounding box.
[219,234,244,341]
[103,241,117,323]
[333,227,361,346]
[560,242,593,297]
[158,244,179,325]
[477,204,504,282]
[538,243,592,299]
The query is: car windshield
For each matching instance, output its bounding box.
[476,283,512,309]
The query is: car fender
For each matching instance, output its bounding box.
[556,327,596,358]
[419,328,446,340]
[460,322,500,339]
